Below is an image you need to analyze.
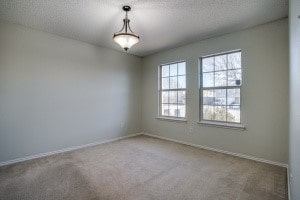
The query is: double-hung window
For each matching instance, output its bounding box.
[159,61,186,119]
[200,50,242,125]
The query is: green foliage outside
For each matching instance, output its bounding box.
[203,107,236,122]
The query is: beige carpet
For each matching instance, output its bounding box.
[0,135,287,200]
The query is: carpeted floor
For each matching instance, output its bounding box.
[0,135,287,200]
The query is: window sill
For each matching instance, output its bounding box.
[156,117,188,123]
[197,121,246,130]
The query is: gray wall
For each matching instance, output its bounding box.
[141,19,289,164]
[0,23,142,163]
[289,0,300,199]
[0,19,290,166]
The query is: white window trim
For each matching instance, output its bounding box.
[198,120,245,130]
[199,50,244,128]
[158,60,187,121]
[156,117,188,123]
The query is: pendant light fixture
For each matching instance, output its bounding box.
[113,6,140,51]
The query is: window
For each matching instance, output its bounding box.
[159,61,186,119]
[200,50,242,124]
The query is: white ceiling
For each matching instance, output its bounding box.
[0,0,288,57]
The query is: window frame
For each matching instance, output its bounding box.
[158,60,187,121]
[199,50,245,129]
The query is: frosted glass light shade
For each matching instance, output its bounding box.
[113,33,139,51]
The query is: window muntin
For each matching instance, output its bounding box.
[200,51,242,124]
[159,61,186,118]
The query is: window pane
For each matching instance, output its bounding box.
[178,62,186,75]
[227,106,240,123]
[200,51,241,123]
[161,91,169,103]
[203,90,215,105]
[162,77,169,89]
[227,89,240,105]
[169,104,178,117]
[202,57,214,72]
[203,72,214,87]
[215,71,227,87]
[178,105,186,118]
[169,91,177,103]
[170,64,177,76]
[162,65,169,77]
[178,75,186,88]
[215,55,227,71]
[228,69,242,86]
[203,105,214,120]
[215,106,226,121]
[161,104,169,116]
[215,89,226,105]
[160,61,186,119]
[228,52,241,69]
[178,91,186,104]
[170,77,178,89]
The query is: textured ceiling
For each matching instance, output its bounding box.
[0,0,288,57]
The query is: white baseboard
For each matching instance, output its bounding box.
[0,132,288,168]
[0,133,142,167]
[141,132,288,168]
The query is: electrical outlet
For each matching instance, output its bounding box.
[189,126,193,133]
[120,122,124,129]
